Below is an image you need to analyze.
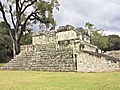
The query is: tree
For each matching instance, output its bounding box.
[107,35,120,51]
[57,25,75,32]
[0,22,12,62]
[0,0,59,57]
[84,22,108,51]
[76,27,89,36]
[85,22,94,36]
[0,21,33,63]
[20,29,32,45]
[90,30,108,51]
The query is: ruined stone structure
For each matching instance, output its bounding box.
[1,25,120,72]
[105,50,120,59]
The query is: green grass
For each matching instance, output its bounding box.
[0,63,6,67]
[0,71,120,90]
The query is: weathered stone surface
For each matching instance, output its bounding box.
[105,50,120,59]
[77,51,120,72]
[1,28,120,72]
[1,43,76,71]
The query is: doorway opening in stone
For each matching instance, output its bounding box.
[74,54,77,71]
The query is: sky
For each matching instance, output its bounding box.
[53,0,120,36]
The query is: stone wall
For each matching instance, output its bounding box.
[82,35,90,43]
[20,43,56,52]
[56,30,77,41]
[77,51,120,72]
[1,43,120,72]
[20,45,34,52]
[1,43,76,72]
[105,50,120,59]
[32,31,56,45]
[1,29,120,72]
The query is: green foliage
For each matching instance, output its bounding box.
[0,71,120,90]
[57,25,75,32]
[85,22,94,29]
[84,22,120,51]
[76,27,89,36]
[35,0,60,29]
[0,21,32,62]
[0,22,12,62]
[0,0,60,56]
[90,30,120,51]
[0,22,33,63]
[85,22,94,36]
[20,30,32,45]
[106,35,120,51]
[90,30,108,51]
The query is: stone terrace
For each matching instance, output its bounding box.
[1,43,76,71]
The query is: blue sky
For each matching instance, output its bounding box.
[54,0,120,36]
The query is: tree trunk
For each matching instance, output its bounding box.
[15,40,20,55]
[15,40,19,54]
[12,41,16,57]
[12,39,20,57]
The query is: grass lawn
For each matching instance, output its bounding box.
[0,63,6,67]
[0,71,120,90]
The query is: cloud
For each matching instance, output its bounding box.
[54,0,120,36]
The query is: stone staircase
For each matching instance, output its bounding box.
[0,43,76,72]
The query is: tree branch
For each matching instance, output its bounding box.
[0,2,14,42]
[18,12,35,42]
[9,5,16,28]
[20,0,37,15]
[20,0,28,10]
[0,2,10,30]
[15,0,21,34]
[24,12,35,26]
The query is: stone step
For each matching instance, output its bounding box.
[0,47,75,71]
